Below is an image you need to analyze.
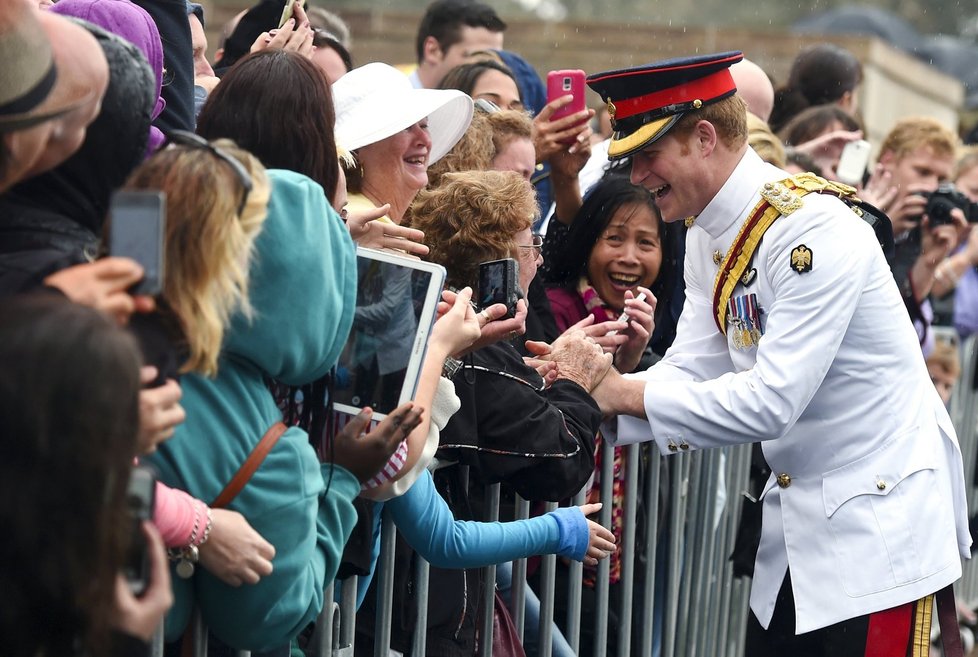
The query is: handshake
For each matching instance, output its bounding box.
[525,329,615,393]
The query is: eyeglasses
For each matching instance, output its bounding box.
[163,130,253,216]
[474,98,501,115]
[517,234,544,256]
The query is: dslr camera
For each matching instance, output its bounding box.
[923,183,978,227]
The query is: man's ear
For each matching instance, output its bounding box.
[422,35,443,66]
[878,149,896,170]
[695,120,718,157]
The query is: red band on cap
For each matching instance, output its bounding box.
[612,70,736,121]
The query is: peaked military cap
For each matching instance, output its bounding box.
[587,51,743,159]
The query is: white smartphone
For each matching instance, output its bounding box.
[836,139,872,186]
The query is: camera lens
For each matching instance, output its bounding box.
[926,197,955,227]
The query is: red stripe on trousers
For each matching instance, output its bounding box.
[864,601,913,657]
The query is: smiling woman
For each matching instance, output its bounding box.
[332,62,473,224]
[543,174,673,373]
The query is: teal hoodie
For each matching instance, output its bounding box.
[147,170,359,650]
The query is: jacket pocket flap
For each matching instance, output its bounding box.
[822,427,936,517]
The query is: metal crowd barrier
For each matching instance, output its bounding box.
[156,330,978,657]
[156,436,754,657]
[946,330,978,606]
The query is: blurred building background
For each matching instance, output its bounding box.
[202,1,978,140]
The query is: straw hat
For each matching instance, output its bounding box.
[332,62,473,165]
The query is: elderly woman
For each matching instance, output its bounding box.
[409,169,609,501]
[332,62,473,225]
[382,169,609,654]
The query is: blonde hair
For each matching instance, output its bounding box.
[954,146,978,182]
[880,117,958,162]
[424,110,495,190]
[407,170,538,290]
[486,109,534,157]
[927,339,961,381]
[670,93,749,150]
[124,139,271,376]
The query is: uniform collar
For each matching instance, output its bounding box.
[692,147,770,238]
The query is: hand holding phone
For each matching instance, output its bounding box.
[278,0,305,28]
[835,139,872,186]
[109,190,166,296]
[546,70,587,144]
[122,465,157,596]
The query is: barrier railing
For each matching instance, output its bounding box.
[159,436,754,657]
[945,330,978,607]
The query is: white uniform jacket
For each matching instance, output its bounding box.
[616,148,971,633]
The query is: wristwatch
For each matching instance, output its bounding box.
[442,357,463,380]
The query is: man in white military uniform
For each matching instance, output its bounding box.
[585,52,971,655]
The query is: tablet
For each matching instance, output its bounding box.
[331,247,446,420]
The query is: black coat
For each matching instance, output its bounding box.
[438,341,601,502]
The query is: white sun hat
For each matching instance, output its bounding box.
[332,62,474,165]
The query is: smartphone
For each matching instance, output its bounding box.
[122,465,157,597]
[109,190,166,296]
[278,0,305,28]
[835,139,872,186]
[478,258,521,318]
[547,69,587,143]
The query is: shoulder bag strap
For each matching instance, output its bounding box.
[211,421,288,509]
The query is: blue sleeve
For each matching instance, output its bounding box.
[387,470,563,568]
[549,506,589,561]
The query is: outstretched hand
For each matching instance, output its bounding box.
[578,502,616,566]
[440,291,528,356]
[533,95,595,163]
[347,203,430,257]
[432,287,482,356]
[328,404,424,483]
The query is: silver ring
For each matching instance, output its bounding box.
[479,309,491,323]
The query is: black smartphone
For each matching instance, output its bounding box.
[478,258,521,318]
[109,190,166,296]
[122,464,157,597]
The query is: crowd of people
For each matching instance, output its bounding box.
[1,0,977,655]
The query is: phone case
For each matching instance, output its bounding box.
[546,70,586,123]
[836,139,872,186]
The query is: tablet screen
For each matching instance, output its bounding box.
[332,255,440,416]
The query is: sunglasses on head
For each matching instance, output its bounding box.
[163,130,253,216]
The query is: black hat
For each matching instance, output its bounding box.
[587,51,743,159]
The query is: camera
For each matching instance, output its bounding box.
[478,258,521,318]
[923,183,978,227]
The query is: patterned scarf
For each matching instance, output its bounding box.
[577,276,620,324]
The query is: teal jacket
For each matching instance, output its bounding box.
[147,170,359,650]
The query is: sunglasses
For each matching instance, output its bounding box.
[163,130,253,216]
